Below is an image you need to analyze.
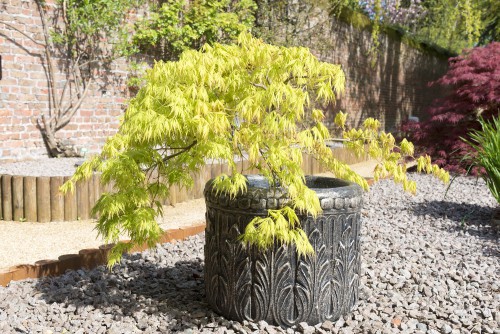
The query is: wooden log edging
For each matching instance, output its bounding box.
[0,147,367,222]
[0,174,103,223]
[0,223,206,287]
[23,176,37,222]
[1,175,12,221]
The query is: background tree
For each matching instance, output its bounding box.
[477,0,499,45]
[414,0,482,53]
[133,0,257,61]
[401,42,500,173]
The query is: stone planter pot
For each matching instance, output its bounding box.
[204,175,363,327]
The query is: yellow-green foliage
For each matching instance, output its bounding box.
[63,33,448,266]
[338,115,449,193]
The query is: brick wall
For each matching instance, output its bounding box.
[255,0,449,132]
[0,0,129,162]
[0,0,449,162]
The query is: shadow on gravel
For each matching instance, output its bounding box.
[33,257,210,332]
[412,200,499,256]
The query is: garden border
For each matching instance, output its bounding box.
[0,148,367,223]
[0,223,206,287]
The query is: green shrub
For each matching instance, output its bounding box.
[133,0,256,60]
[464,116,500,204]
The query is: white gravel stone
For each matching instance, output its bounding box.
[441,323,453,333]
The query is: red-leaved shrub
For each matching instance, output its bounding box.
[402,42,500,174]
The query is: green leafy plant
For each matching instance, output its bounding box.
[63,33,448,266]
[127,60,149,92]
[133,0,256,60]
[463,116,500,204]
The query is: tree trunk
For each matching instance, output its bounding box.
[41,127,82,158]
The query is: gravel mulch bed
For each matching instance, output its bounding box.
[0,174,498,334]
[0,158,83,176]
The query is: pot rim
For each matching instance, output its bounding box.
[207,174,363,198]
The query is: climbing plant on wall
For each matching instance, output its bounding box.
[1,0,142,157]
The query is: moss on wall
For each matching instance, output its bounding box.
[336,7,456,59]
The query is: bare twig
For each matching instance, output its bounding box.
[35,0,60,119]
[162,141,198,163]
[62,0,69,27]
[251,82,267,90]
[0,22,45,46]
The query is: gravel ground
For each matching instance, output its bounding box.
[0,174,498,334]
[0,158,83,176]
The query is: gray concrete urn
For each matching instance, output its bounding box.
[203,175,363,327]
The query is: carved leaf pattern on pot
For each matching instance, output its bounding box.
[312,216,334,322]
[345,213,361,313]
[228,222,252,321]
[293,248,314,324]
[273,244,296,327]
[331,214,347,320]
[205,208,228,315]
[332,213,360,316]
[250,246,272,321]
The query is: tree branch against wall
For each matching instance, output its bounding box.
[2,0,142,157]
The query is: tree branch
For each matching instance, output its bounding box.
[251,82,267,90]
[57,53,83,111]
[56,77,93,130]
[35,0,61,123]
[284,75,309,84]
[325,138,350,142]
[162,141,198,163]
[0,22,45,46]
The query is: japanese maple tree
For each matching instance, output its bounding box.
[402,42,500,173]
[65,33,448,266]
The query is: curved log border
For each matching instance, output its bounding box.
[0,223,206,287]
